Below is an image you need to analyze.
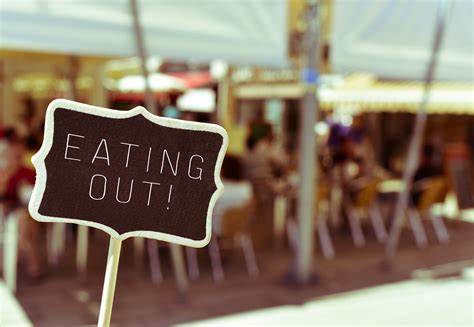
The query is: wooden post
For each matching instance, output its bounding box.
[98,237,122,327]
[169,243,188,301]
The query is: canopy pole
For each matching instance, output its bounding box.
[129,0,158,114]
[294,0,320,284]
[384,0,451,263]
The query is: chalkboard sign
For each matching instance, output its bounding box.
[29,99,228,247]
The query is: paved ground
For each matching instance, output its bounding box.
[190,267,474,326]
[4,219,474,326]
[0,282,33,326]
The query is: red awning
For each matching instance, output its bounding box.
[167,71,214,89]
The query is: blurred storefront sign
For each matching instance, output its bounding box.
[234,77,474,115]
[232,67,299,84]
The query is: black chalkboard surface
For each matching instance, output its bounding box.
[29,100,228,248]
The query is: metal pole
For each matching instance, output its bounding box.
[67,56,79,101]
[384,0,452,263]
[295,0,320,283]
[129,0,188,297]
[129,0,158,114]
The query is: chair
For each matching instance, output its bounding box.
[46,223,66,268]
[1,203,20,293]
[1,183,33,293]
[185,200,258,282]
[344,177,388,247]
[314,184,335,259]
[407,177,450,248]
[146,239,190,287]
[209,200,259,281]
[286,184,335,259]
[1,194,67,293]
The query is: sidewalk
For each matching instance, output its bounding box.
[0,282,32,327]
[190,267,474,326]
[7,219,474,326]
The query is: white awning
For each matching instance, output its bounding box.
[114,73,186,92]
[0,0,288,67]
[318,87,474,114]
[177,89,216,113]
[234,81,474,115]
[331,0,474,81]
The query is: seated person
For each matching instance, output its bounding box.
[411,144,443,206]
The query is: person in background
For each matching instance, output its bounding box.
[414,144,443,182]
[0,127,13,191]
[327,121,362,230]
[212,155,252,235]
[243,122,288,198]
[1,128,42,279]
[243,122,288,247]
[162,93,181,119]
[410,144,443,206]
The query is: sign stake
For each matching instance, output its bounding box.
[98,237,122,327]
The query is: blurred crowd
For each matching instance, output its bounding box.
[0,100,461,286]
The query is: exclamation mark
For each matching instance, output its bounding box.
[167,184,173,210]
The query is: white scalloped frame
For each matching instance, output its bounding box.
[29,99,228,248]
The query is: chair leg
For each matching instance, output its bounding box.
[345,203,365,247]
[369,205,388,243]
[146,239,163,284]
[0,204,5,241]
[46,225,56,267]
[273,195,287,248]
[48,223,64,267]
[169,244,189,298]
[4,213,20,293]
[430,212,450,244]
[57,223,66,256]
[239,234,259,277]
[407,209,428,248]
[185,247,200,280]
[76,225,89,278]
[316,219,335,259]
[330,187,343,227]
[133,237,145,272]
[286,219,298,252]
[208,237,224,282]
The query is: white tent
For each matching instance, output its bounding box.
[331,0,474,81]
[0,0,288,67]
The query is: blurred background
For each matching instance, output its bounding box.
[1,0,473,326]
